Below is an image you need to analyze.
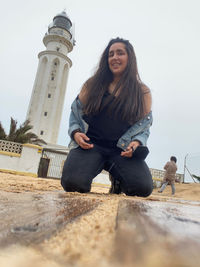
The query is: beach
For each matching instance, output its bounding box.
[0,172,199,267]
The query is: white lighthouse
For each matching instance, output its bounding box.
[26,11,75,144]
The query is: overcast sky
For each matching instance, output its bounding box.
[1,0,200,180]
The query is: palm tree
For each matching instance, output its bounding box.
[0,122,6,140]
[0,117,46,145]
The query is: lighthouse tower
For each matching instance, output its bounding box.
[26,11,75,144]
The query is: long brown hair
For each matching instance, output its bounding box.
[82,37,146,124]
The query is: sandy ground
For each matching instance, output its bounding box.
[0,172,200,267]
[0,172,199,200]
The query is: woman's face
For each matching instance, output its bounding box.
[108,42,128,77]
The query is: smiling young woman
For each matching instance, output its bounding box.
[61,37,153,197]
[108,42,128,79]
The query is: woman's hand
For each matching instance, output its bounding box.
[121,141,140,157]
[74,132,94,149]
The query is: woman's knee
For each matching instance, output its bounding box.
[61,156,91,193]
[124,180,153,197]
[61,147,103,193]
[61,175,91,193]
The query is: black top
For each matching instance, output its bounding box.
[82,92,130,148]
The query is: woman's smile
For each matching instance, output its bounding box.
[108,42,128,77]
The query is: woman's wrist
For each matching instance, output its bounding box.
[132,140,142,146]
[71,129,81,140]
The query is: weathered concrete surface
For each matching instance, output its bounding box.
[0,173,200,267]
[114,199,200,267]
[0,191,99,247]
[1,191,200,267]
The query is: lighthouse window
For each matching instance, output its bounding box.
[40,131,44,135]
[48,93,51,98]
[44,112,47,116]
[51,76,54,80]
[54,62,57,66]
[56,47,60,52]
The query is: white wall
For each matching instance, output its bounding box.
[93,172,110,185]
[0,143,42,177]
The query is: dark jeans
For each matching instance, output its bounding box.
[61,145,153,197]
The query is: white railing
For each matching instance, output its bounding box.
[150,168,183,182]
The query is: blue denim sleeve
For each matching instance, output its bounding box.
[68,97,88,138]
[131,127,150,146]
[117,112,153,150]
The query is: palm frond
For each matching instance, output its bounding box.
[192,174,200,183]
[30,138,47,145]
[1,118,46,145]
[14,120,33,142]
[8,117,18,141]
[0,122,7,140]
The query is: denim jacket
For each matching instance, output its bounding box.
[68,96,153,150]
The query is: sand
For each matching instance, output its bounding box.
[0,172,199,200]
[0,172,199,267]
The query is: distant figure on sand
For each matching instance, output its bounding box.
[158,156,177,195]
[61,37,153,197]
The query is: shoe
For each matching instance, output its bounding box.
[109,174,122,194]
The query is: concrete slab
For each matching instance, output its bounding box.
[114,199,200,267]
[0,191,99,247]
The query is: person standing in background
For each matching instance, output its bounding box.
[158,156,177,195]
